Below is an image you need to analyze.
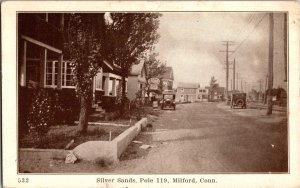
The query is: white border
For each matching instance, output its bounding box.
[2,1,300,188]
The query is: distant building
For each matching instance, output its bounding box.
[197,87,209,102]
[127,61,147,101]
[207,86,225,102]
[176,82,199,102]
[161,67,174,91]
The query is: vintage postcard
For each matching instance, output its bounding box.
[2,1,300,187]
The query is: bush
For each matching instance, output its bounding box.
[18,87,34,138]
[102,96,117,112]
[26,88,56,139]
[19,87,80,141]
[53,89,79,124]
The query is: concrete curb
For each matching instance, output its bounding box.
[73,117,147,163]
[19,118,147,166]
[19,148,70,160]
[74,121,131,127]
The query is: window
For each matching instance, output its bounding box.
[95,72,102,90]
[46,61,58,87]
[62,61,75,88]
[181,88,184,93]
[45,60,75,88]
[26,60,40,85]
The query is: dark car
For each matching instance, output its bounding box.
[231,92,247,109]
[161,90,176,110]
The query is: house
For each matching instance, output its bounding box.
[127,61,147,101]
[176,82,199,102]
[196,87,209,102]
[161,67,174,91]
[18,13,127,113]
[206,86,225,102]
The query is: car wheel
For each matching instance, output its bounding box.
[236,99,244,108]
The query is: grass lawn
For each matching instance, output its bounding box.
[19,125,128,150]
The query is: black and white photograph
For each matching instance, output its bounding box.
[2,1,300,188]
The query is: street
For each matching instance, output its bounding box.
[112,102,288,173]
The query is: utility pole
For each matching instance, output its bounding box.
[241,78,243,92]
[259,79,262,92]
[264,74,268,104]
[267,13,274,115]
[220,41,234,104]
[284,13,287,82]
[259,79,262,102]
[236,73,239,91]
[233,58,236,93]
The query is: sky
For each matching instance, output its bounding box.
[154,12,286,91]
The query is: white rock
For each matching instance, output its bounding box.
[73,141,115,162]
[139,145,151,149]
[65,151,77,164]
[132,140,143,144]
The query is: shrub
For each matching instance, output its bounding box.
[53,89,80,124]
[102,96,117,112]
[18,87,34,138]
[26,88,56,140]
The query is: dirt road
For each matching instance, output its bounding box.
[112,102,288,173]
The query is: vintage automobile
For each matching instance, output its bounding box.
[161,90,176,110]
[231,92,247,109]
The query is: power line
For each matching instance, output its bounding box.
[230,13,268,57]
[233,13,255,42]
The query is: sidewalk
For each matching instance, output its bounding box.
[217,102,287,124]
[247,102,287,112]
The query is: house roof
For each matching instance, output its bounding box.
[130,61,145,76]
[177,82,199,89]
[162,67,174,80]
[102,60,122,75]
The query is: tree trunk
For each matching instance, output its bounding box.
[78,96,89,134]
[120,75,126,117]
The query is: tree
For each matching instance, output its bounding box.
[107,13,161,116]
[144,52,166,100]
[209,76,219,101]
[64,13,106,134]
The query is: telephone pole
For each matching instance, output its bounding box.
[267,13,274,115]
[233,58,236,93]
[284,13,287,82]
[264,74,268,104]
[236,73,239,91]
[220,41,234,104]
[259,79,262,92]
[241,78,243,92]
[259,79,263,102]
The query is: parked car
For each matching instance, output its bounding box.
[161,90,176,110]
[231,92,247,109]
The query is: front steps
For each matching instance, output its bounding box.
[89,102,106,122]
